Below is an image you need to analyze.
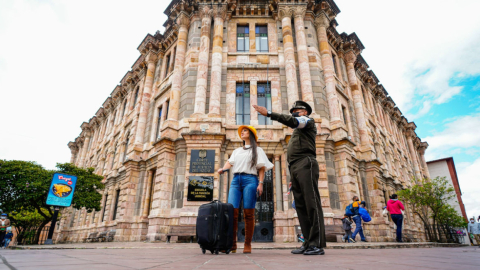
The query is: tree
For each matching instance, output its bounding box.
[0,160,104,244]
[398,177,466,242]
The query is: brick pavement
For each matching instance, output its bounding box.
[0,246,479,270]
[8,241,463,250]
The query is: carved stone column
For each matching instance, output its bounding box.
[79,132,91,168]
[406,125,423,180]
[208,5,227,117]
[345,50,369,148]
[418,142,430,179]
[167,13,190,121]
[278,6,299,105]
[193,6,213,116]
[314,13,341,125]
[293,6,315,114]
[68,142,78,164]
[134,52,157,149]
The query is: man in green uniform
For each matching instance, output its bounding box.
[253,101,326,255]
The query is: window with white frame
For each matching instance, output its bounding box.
[237,25,250,52]
[257,83,272,125]
[236,83,250,125]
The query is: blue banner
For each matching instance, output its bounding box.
[46,173,78,207]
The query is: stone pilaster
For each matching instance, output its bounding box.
[274,155,283,211]
[418,142,430,179]
[314,13,341,127]
[193,6,213,116]
[406,124,423,181]
[134,52,157,150]
[79,132,91,168]
[141,170,154,218]
[293,6,315,114]
[167,12,190,122]
[344,50,369,148]
[68,142,78,164]
[208,5,227,117]
[278,6,299,105]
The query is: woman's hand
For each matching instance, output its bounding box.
[257,183,263,197]
[217,168,224,174]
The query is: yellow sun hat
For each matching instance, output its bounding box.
[237,125,258,142]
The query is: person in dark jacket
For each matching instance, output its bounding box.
[351,197,367,242]
[254,101,326,255]
[341,215,355,243]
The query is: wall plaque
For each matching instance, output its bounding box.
[190,149,215,173]
[187,176,214,201]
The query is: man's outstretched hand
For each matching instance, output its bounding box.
[253,105,268,116]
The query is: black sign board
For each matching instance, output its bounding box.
[190,150,215,173]
[187,176,214,201]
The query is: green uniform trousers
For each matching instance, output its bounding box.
[290,156,326,248]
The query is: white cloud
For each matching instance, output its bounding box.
[423,113,480,161]
[335,0,480,119]
[0,0,169,169]
[456,158,480,219]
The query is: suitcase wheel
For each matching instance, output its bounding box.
[202,248,206,254]
[210,250,214,254]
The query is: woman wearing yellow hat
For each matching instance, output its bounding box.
[218,125,273,254]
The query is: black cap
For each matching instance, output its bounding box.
[290,100,312,115]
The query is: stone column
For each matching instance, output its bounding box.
[134,52,157,148]
[314,13,341,125]
[418,142,431,179]
[278,6,299,105]
[208,5,227,117]
[193,6,213,116]
[68,142,78,164]
[142,170,154,217]
[79,133,91,168]
[406,128,423,180]
[167,13,190,121]
[345,50,369,147]
[274,156,283,211]
[250,80,258,125]
[293,6,315,113]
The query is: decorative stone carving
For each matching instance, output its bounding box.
[278,5,293,20]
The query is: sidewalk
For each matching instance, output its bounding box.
[10,241,465,250]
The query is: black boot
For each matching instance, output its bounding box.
[303,246,325,255]
[291,245,307,254]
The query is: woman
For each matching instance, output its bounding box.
[218,126,273,254]
[387,194,405,242]
[0,213,10,245]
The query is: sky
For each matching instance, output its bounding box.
[1,0,479,218]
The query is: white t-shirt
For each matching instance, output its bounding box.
[228,145,274,175]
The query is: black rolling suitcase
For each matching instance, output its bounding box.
[196,200,234,255]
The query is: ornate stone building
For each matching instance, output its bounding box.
[58,0,431,243]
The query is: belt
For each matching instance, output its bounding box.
[234,172,256,176]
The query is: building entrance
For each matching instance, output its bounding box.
[238,167,274,242]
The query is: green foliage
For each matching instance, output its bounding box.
[0,160,104,244]
[398,176,467,242]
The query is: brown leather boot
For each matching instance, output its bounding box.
[232,208,239,253]
[243,209,255,253]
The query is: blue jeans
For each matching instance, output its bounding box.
[391,214,403,242]
[227,174,258,209]
[352,215,365,241]
[3,239,10,248]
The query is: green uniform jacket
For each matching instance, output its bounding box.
[271,112,317,165]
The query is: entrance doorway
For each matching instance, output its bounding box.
[238,166,274,242]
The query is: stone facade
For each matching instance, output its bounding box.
[59,0,430,244]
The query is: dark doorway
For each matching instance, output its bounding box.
[238,164,274,242]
